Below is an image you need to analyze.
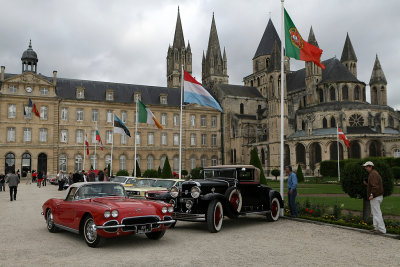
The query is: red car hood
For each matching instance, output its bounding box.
[90,197,166,216]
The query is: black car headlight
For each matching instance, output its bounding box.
[170,186,179,198]
[191,186,201,198]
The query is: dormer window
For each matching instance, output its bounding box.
[106,90,114,101]
[76,87,85,99]
[160,94,168,105]
[134,92,141,102]
[41,87,48,95]
[9,85,17,93]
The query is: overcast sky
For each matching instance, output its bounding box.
[1,0,399,109]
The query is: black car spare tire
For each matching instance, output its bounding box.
[83,215,102,247]
[266,196,281,222]
[224,187,242,219]
[207,199,224,233]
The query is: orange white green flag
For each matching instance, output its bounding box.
[138,100,163,129]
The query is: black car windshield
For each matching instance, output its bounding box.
[112,176,128,183]
[152,180,176,188]
[74,184,126,200]
[203,169,236,179]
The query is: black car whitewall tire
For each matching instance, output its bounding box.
[225,187,242,218]
[145,230,166,240]
[83,215,102,247]
[207,199,224,233]
[266,197,280,222]
[46,209,57,233]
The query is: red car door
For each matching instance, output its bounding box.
[54,187,78,229]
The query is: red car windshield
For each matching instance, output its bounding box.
[75,184,126,200]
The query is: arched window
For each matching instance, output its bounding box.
[310,143,322,167]
[348,141,361,159]
[342,86,348,100]
[302,120,306,130]
[59,154,67,172]
[266,58,270,68]
[75,155,83,171]
[211,157,217,166]
[173,156,179,171]
[119,155,126,170]
[91,154,98,170]
[269,76,274,97]
[22,153,31,173]
[354,86,360,100]
[160,155,166,169]
[147,155,154,170]
[295,144,306,164]
[201,156,207,167]
[318,89,324,103]
[322,117,328,128]
[250,80,253,87]
[394,149,400,158]
[240,103,244,114]
[257,77,260,86]
[330,117,336,128]
[105,155,112,166]
[5,153,15,174]
[190,156,196,170]
[369,141,381,157]
[388,116,394,128]
[330,142,343,160]
[330,87,336,101]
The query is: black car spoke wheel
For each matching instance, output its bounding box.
[83,215,102,247]
[145,230,166,240]
[207,199,224,233]
[46,209,57,233]
[225,187,242,218]
[266,197,280,222]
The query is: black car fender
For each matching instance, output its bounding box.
[269,190,284,209]
[200,193,225,202]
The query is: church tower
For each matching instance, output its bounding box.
[202,13,228,94]
[369,55,387,106]
[21,40,38,73]
[305,27,322,105]
[340,33,357,77]
[167,7,192,88]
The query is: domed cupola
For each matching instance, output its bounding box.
[21,40,38,73]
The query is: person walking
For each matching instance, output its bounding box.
[286,166,298,217]
[0,173,5,191]
[32,170,37,183]
[57,171,65,191]
[362,161,386,234]
[42,172,47,187]
[37,171,43,188]
[5,170,20,201]
[88,170,95,182]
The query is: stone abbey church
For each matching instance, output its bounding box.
[0,9,399,176]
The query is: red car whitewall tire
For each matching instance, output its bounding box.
[83,215,102,247]
[46,209,57,233]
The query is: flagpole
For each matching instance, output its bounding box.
[279,0,285,206]
[179,64,184,179]
[337,124,341,182]
[83,130,86,171]
[134,96,138,178]
[94,122,97,170]
[110,113,114,177]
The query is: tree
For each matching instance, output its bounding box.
[161,156,173,178]
[296,164,304,183]
[157,166,162,177]
[271,169,280,181]
[392,166,400,184]
[341,158,394,221]
[143,169,158,178]
[132,160,141,177]
[182,169,188,178]
[190,167,203,179]
[249,148,267,185]
[116,169,129,176]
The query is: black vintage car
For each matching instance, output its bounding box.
[165,165,283,233]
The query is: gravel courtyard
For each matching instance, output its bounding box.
[0,182,399,267]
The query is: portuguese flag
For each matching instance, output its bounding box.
[284,9,325,69]
[95,129,103,151]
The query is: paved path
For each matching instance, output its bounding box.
[0,183,399,266]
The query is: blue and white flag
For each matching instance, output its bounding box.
[183,70,222,112]
[114,114,131,137]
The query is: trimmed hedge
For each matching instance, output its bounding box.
[116,169,129,176]
[143,169,158,178]
[190,167,203,179]
[296,164,305,183]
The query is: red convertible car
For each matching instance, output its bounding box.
[42,182,175,247]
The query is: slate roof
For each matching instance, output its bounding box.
[347,126,376,134]
[253,19,281,59]
[217,84,263,98]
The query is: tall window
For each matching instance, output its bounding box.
[190,133,196,146]
[107,91,114,101]
[24,128,31,142]
[77,89,84,99]
[394,149,400,158]
[211,157,217,166]
[7,127,16,142]
[190,115,196,126]
[173,156,179,171]
[330,87,336,101]
[173,114,179,126]
[92,109,98,122]
[40,87,48,95]
[121,111,127,123]
[160,96,167,104]
[330,117,336,128]
[354,86,360,100]
[91,155,98,169]
[240,103,244,114]
[173,133,179,146]
[136,132,141,145]
[121,134,127,145]
[8,104,16,118]
[120,155,126,170]
[76,130,83,143]
[61,107,68,121]
[107,110,113,123]
[59,154,67,172]
[201,156,207,167]
[160,155,166,168]
[342,86,348,100]
[161,133,167,145]
[75,155,83,171]
[105,155,112,166]
[322,118,327,128]
[161,113,167,126]
[147,155,154,170]
[190,157,196,170]
[318,89,324,103]
[106,130,113,144]
[211,134,217,146]
[91,130,96,143]
[201,134,207,146]
[148,133,154,145]
[201,115,206,127]
[61,130,68,143]
[76,109,83,121]
[211,116,217,127]
[40,128,47,142]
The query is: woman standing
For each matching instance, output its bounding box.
[37,171,43,188]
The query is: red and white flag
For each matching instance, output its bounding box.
[337,127,350,148]
[85,133,90,155]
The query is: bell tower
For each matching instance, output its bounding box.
[21,40,38,73]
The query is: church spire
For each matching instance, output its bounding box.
[267,39,281,72]
[340,33,357,77]
[307,26,318,47]
[369,54,387,106]
[173,6,185,49]
[370,54,387,85]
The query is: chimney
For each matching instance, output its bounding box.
[53,70,57,86]
[1,66,4,82]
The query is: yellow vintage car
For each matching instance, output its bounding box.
[125,178,184,199]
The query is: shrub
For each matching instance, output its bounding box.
[182,170,188,177]
[392,166,400,184]
[190,167,203,179]
[161,156,173,178]
[116,169,129,176]
[249,148,267,185]
[296,164,304,183]
[142,169,158,178]
[132,160,141,177]
[320,160,345,177]
[271,169,280,181]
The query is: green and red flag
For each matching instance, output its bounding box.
[284,9,325,69]
[96,129,103,151]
